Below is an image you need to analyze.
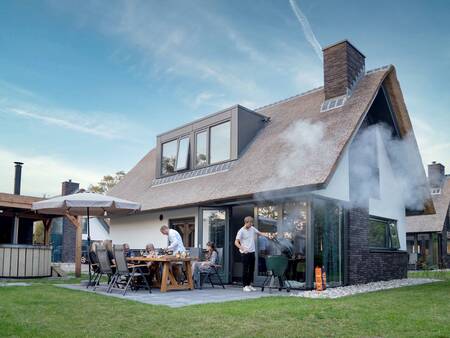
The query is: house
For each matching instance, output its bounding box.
[50,180,110,263]
[406,162,450,269]
[108,40,433,289]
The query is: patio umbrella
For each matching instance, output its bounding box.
[31,192,141,280]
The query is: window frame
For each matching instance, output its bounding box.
[194,129,209,168]
[161,135,190,176]
[175,137,190,171]
[368,216,400,250]
[209,120,232,165]
[193,120,232,169]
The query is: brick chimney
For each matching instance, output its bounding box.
[428,161,445,188]
[61,179,80,196]
[323,40,366,101]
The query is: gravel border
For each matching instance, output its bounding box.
[293,278,439,299]
[0,282,32,287]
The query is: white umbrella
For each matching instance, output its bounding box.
[32,192,141,280]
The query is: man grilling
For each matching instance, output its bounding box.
[234,216,269,292]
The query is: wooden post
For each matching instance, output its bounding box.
[43,219,52,246]
[65,213,82,278]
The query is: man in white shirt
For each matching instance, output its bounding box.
[160,225,186,254]
[234,216,269,292]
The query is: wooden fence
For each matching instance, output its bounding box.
[0,244,52,278]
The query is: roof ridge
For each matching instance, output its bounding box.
[254,65,392,112]
[255,86,323,111]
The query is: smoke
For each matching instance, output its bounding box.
[288,0,323,61]
[256,119,429,211]
[350,123,428,210]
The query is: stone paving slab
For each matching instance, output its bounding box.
[57,284,290,308]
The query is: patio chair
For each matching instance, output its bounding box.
[92,246,114,292]
[108,245,151,296]
[261,255,291,293]
[87,245,101,289]
[199,247,225,289]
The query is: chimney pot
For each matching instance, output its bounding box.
[323,40,366,101]
[13,162,24,195]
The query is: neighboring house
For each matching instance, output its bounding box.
[108,40,433,289]
[406,162,450,269]
[50,180,110,263]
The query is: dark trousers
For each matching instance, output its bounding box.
[242,252,255,286]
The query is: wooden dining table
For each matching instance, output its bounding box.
[127,256,196,292]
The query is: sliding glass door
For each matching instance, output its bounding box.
[199,208,229,282]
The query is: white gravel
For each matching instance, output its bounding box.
[293,278,439,299]
[0,282,32,287]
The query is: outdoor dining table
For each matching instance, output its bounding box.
[127,256,196,292]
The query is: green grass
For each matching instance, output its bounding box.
[1,273,449,338]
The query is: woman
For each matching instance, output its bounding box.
[192,242,219,288]
[144,243,159,284]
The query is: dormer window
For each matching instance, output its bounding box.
[156,105,266,179]
[176,137,190,171]
[210,121,231,164]
[195,131,208,167]
[431,188,441,195]
[162,137,190,175]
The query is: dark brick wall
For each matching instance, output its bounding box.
[323,40,365,100]
[346,206,408,284]
[61,180,79,263]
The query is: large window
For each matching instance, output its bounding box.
[161,137,190,175]
[175,137,190,171]
[368,217,400,249]
[195,131,208,167]
[313,198,343,285]
[210,121,231,164]
[161,140,177,175]
[256,201,308,287]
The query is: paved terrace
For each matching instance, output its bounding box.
[57,284,290,308]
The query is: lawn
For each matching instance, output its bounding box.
[0,272,449,338]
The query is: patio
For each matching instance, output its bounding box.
[57,283,289,307]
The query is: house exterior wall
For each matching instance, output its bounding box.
[314,148,350,202]
[82,218,110,242]
[369,128,406,250]
[110,207,198,249]
[346,126,408,284]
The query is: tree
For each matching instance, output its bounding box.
[89,171,126,194]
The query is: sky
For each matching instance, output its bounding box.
[0,0,449,197]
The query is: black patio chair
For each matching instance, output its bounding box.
[108,245,151,296]
[86,245,101,289]
[92,246,114,292]
[199,247,225,289]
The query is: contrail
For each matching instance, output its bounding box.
[289,0,323,61]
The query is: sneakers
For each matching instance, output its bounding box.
[243,285,257,292]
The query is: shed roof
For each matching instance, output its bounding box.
[109,66,432,213]
[0,193,44,210]
[406,176,450,233]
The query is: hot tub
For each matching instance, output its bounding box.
[0,244,52,278]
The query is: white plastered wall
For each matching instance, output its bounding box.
[109,207,198,249]
[369,128,406,250]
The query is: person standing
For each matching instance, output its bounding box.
[234,216,269,292]
[160,225,186,254]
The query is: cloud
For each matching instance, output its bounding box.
[0,147,103,197]
[289,0,323,61]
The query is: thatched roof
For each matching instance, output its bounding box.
[406,176,450,233]
[109,66,432,212]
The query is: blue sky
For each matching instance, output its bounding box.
[0,0,449,196]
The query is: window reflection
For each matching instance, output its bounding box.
[175,137,189,171]
[256,201,307,287]
[161,140,177,175]
[210,121,231,164]
[195,131,208,167]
